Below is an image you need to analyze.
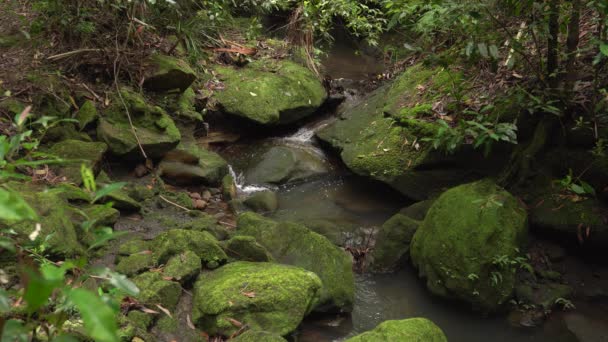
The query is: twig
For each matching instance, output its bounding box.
[219,221,237,228]
[47,49,102,61]
[80,83,102,101]
[159,195,191,212]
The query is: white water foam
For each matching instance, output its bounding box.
[228,165,269,195]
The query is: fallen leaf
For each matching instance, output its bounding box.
[140,307,159,314]
[249,92,257,97]
[242,291,256,298]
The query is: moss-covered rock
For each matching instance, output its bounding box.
[316,64,502,200]
[237,212,354,312]
[213,59,327,125]
[345,318,447,342]
[44,124,92,143]
[132,271,182,310]
[515,282,573,309]
[243,190,278,213]
[399,199,436,221]
[83,204,120,227]
[143,54,196,92]
[148,211,228,240]
[75,100,98,130]
[158,87,203,122]
[192,261,322,336]
[163,250,201,283]
[151,229,227,268]
[232,330,287,342]
[118,239,151,256]
[115,253,155,277]
[159,143,229,186]
[245,146,328,185]
[410,179,528,312]
[222,236,274,262]
[222,173,237,200]
[127,310,154,330]
[47,140,107,184]
[95,171,141,211]
[97,87,180,159]
[370,213,420,272]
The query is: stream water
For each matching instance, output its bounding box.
[212,42,594,342]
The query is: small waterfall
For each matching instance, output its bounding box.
[228,165,269,195]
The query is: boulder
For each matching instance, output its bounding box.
[143,54,196,92]
[232,330,287,342]
[47,140,107,184]
[515,282,573,309]
[317,64,504,200]
[192,261,322,336]
[75,100,98,130]
[159,143,228,186]
[97,87,180,159]
[213,59,327,125]
[115,253,155,277]
[410,179,528,312]
[132,272,181,310]
[222,236,274,262]
[245,146,328,185]
[370,213,420,272]
[237,212,354,312]
[243,190,278,213]
[151,229,227,269]
[163,250,202,283]
[345,318,447,342]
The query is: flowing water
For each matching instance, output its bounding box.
[213,43,600,342]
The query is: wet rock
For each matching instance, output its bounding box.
[345,318,447,342]
[515,283,573,309]
[115,253,155,277]
[370,213,420,272]
[222,174,237,200]
[222,236,274,262]
[237,212,355,312]
[159,143,228,186]
[143,54,196,92]
[301,219,357,247]
[132,272,181,310]
[399,199,436,221]
[147,211,228,240]
[95,171,141,212]
[245,146,328,185]
[163,250,201,283]
[75,100,98,130]
[243,190,278,213]
[410,179,528,312]
[564,312,608,342]
[97,87,180,159]
[151,229,227,268]
[232,330,287,342]
[213,59,327,125]
[118,239,151,256]
[47,140,107,184]
[44,124,92,143]
[192,261,322,336]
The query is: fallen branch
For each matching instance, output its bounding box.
[159,195,191,212]
[47,49,102,61]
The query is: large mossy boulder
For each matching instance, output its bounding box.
[143,54,196,92]
[213,59,327,125]
[370,213,420,272]
[97,87,180,159]
[232,330,287,342]
[150,229,227,269]
[410,179,528,312]
[159,143,228,186]
[345,318,447,342]
[236,212,354,312]
[245,146,328,185]
[47,140,107,184]
[317,64,502,200]
[132,271,182,310]
[192,261,322,337]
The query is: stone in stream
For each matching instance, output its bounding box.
[158,143,229,186]
[132,271,182,311]
[192,261,322,337]
[143,54,196,92]
[213,59,327,125]
[231,330,287,342]
[236,212,355,312]
[410,179,528,312]
[97,87,181,159]
[243,190,278,213]
[370,213,420,272]
[245,146,328,185]
[344,318,447,342]
[46,139,107,184]
[514,282,573,310]
[316,63,506,201]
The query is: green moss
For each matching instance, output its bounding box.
[97,87,181,159]
[399,199,436,221]
[371,214,420,272]
[159,142,229,185]
[213,59,327,125]
[150,212,227,240]
[0,98,26,116]
[410,179,528,312]
[47,140,107,184]
[222,236,274,262]
[243,191,278,213]
[163,250,201,283]
[154,316,179,334]
[345,318,447,342]
[133,272,182,310]
[83,204,120,227]
[151,229,227,268]
[127,184,156,202]
[115,253,155,277]
[222,174,237,200]
[127,310,154,330]
[237,212,354,312]
[118,239,151,256]
[143,54,196,92]
[515,283,572,309]
[192,261,322,336]
[399,103,434,119]
[44,124,92,143]
[232,330,287,342]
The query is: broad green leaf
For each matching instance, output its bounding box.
[23,264,66,312]
[88,228,128,251]
[0,289,10,313]
[68,288,119,342]
[0,188,38,222]
[52,335,80,342]
[1,320,29,342]
[570,184,585,195]
[92,182,127,204]
[97,268,139,296]
[600,43,608,57]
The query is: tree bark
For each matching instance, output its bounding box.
[547,0,560,90]
[564,0,581,94]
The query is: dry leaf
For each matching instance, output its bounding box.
[242,291,256,298]
[187,314,196,330]
[140,307,159,314]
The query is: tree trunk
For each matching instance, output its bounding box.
[547,0,560,90]
[564,0,581,95]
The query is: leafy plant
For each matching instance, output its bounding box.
[555,297,576,310]
[557,170,596,197]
